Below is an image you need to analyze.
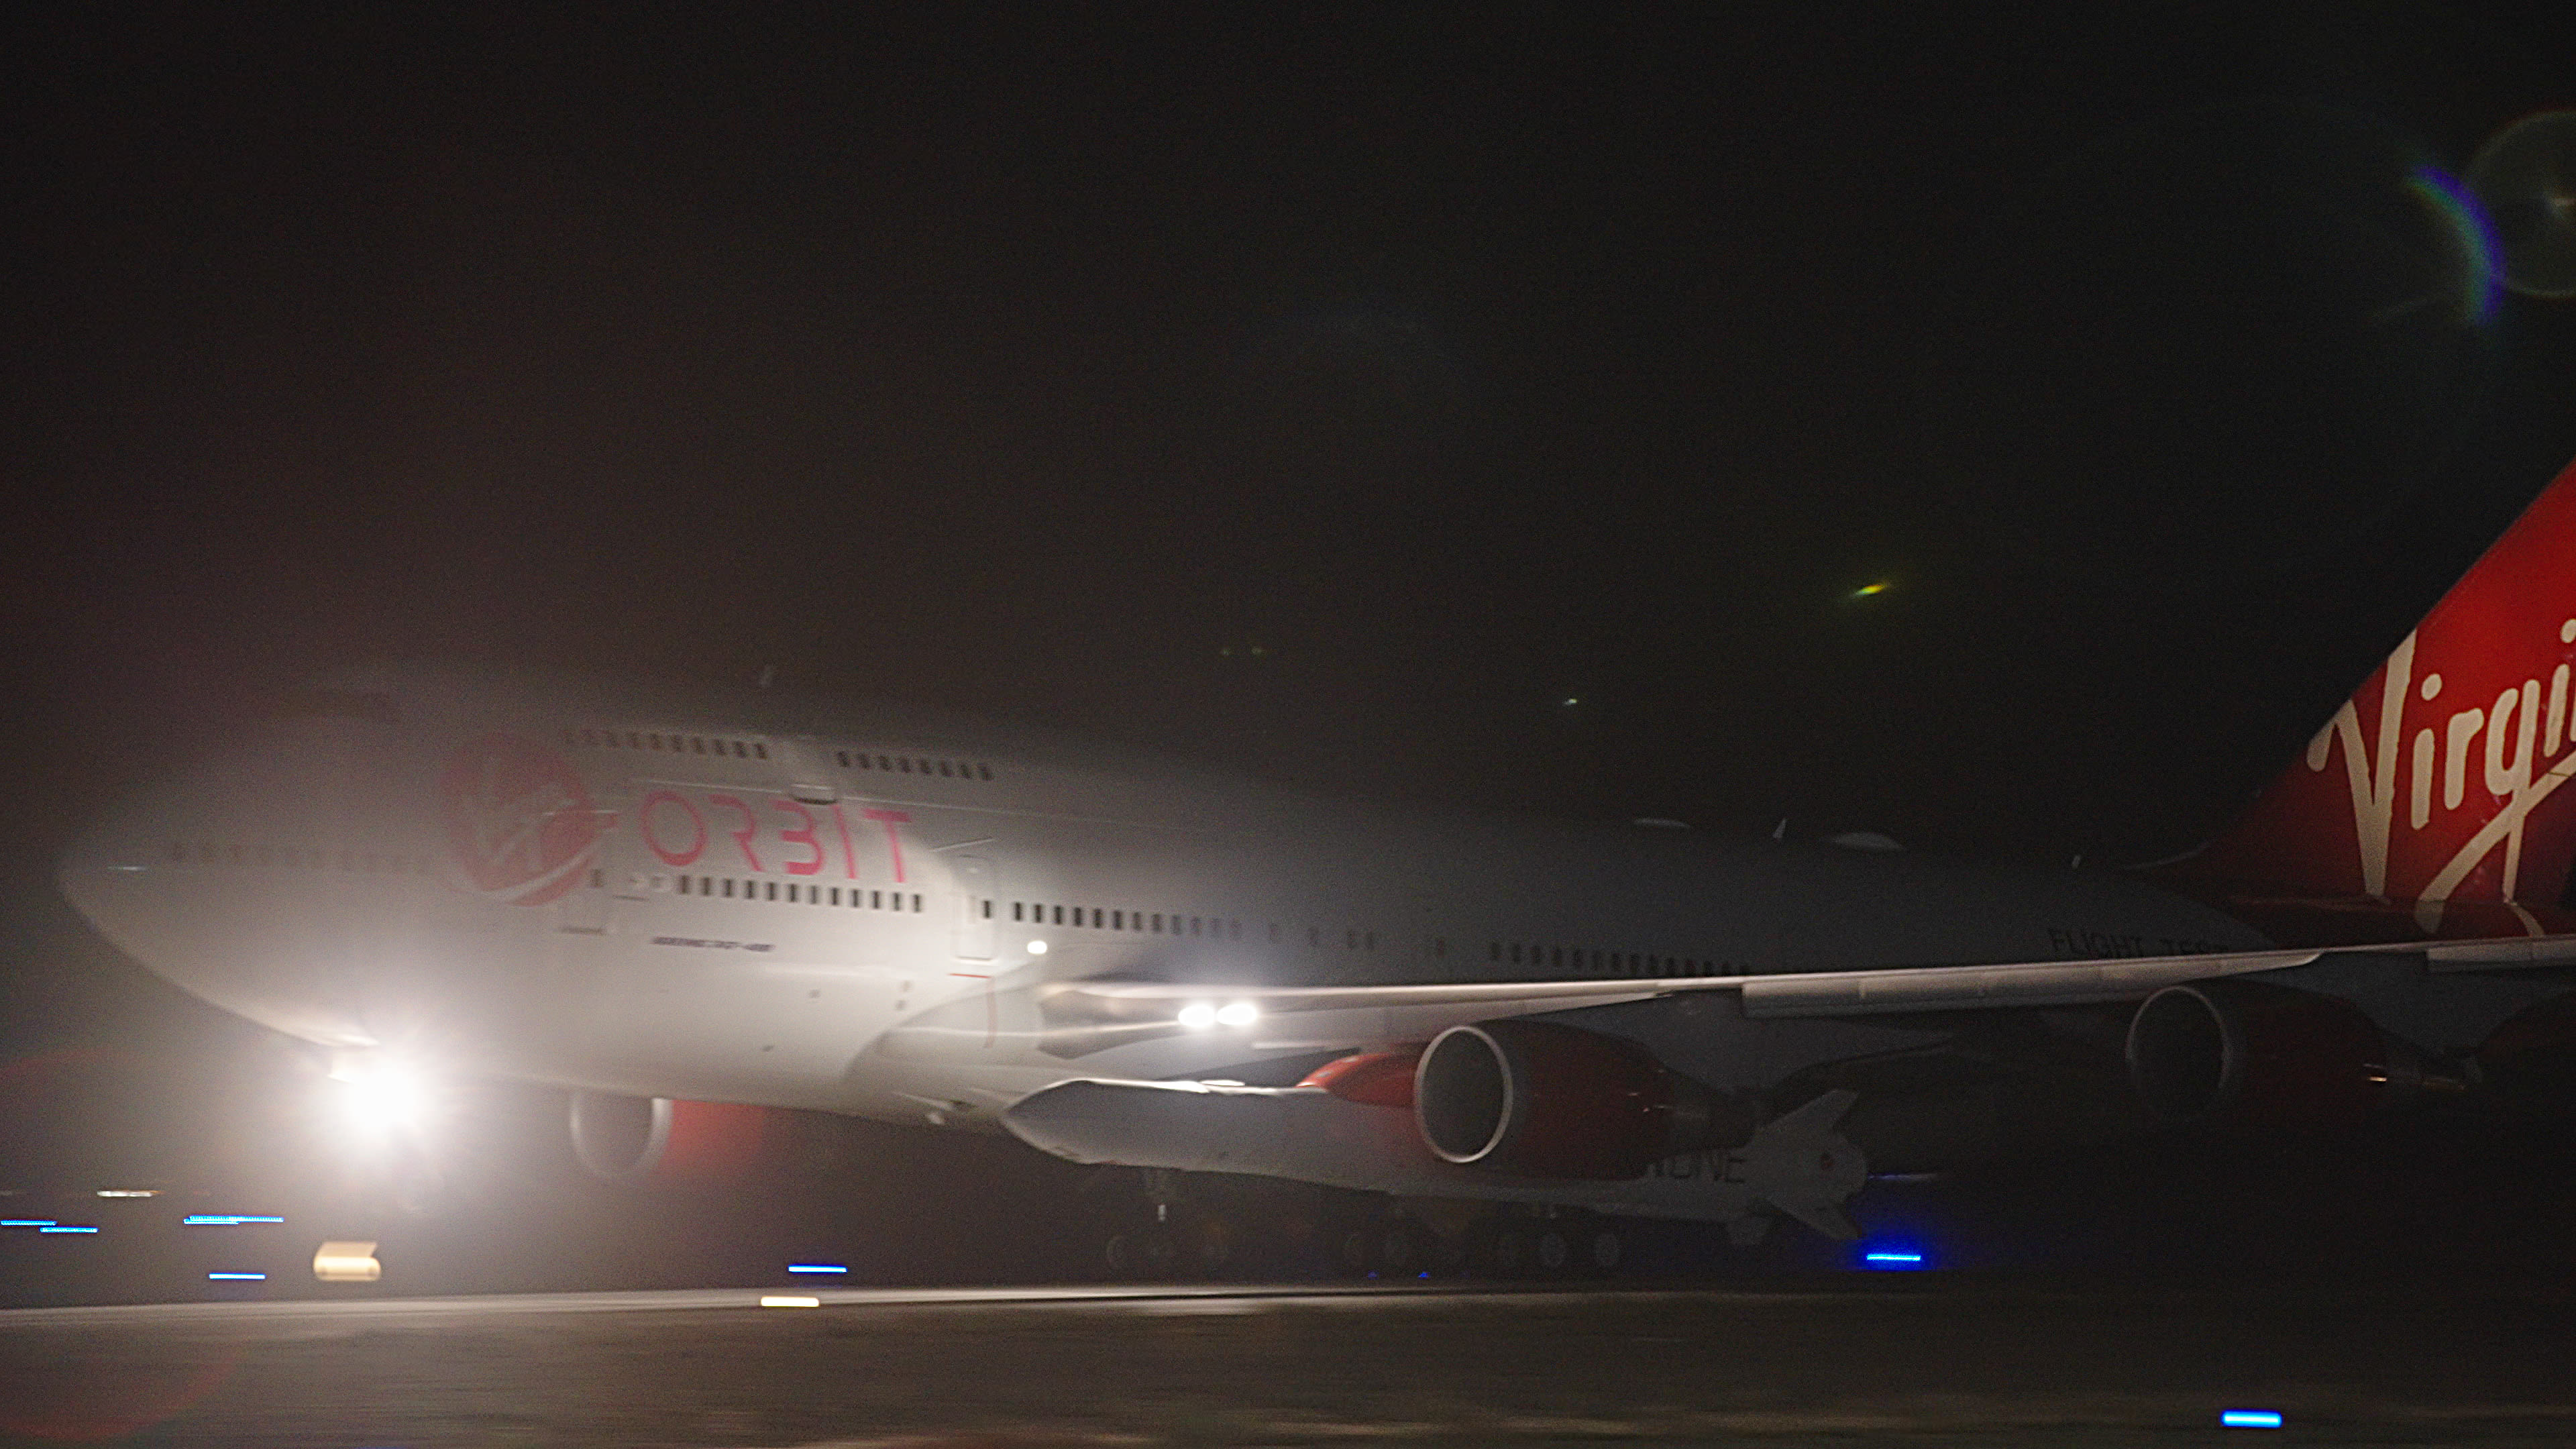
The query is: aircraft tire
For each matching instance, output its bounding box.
[1535,1227,1572,1275]
[1579,1224,1625,1277]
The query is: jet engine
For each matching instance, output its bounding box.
[2125,979,2422,1126]
[568,1090,778,1184]
[1411,1020,1750,1179]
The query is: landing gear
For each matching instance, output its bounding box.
[1466,1209,1625,1280]
[1085,1170,1304,1281]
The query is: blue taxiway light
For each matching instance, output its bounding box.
[786,1264,849,1275]
[1862,1251,1923,1264]
[2,1220,56,1228]
[2220,1409,2285,1429]
[207,1272,266,1281]
[183,1214,286,1226]
[40,1226,100,1234]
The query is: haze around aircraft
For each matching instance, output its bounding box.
[56,453,2576,1271]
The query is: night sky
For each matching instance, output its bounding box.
[7,3,2576,1061]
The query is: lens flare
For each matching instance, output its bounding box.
[2404,166,2503,323]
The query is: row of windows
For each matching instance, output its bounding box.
[1011,902,1246,939]
[162,840,1719,976]
[835,749,995,782]
[170,841,431,875]
[665,874,924,912]
[1490,941,1719,977]
[566,727,770,761]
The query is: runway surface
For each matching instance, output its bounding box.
[9,1276,2576,1446]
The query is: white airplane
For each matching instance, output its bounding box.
[56,453,2576,1273]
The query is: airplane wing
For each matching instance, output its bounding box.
[1038,932,2576,1049]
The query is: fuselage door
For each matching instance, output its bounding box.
[770,736,839,804]
[951,854,996,961]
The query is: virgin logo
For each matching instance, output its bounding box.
[439,734,608,906]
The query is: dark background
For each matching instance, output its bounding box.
[4,3,2575,1258]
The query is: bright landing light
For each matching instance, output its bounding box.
[326,1056,434,1140]
[1179,1001,1259,1030]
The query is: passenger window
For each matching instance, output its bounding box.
[938,761,954,778]
[981,900,992,918]
[1150,913,1163,932]
[733,742,748,759]
[754,743,767,759]
[977,764,993,781]
[899,758,912,773]
[722,879,735,898]
[1113,910,1124,930]
[911,893,922,912]
[1229,920,1242,940]
[1013,902,1024,922]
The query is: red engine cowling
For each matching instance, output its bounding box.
[2125,980,2420,1126]
[2473,991,2576,1103]
[1412,1020,1733,1179]
[568,1091,777,1184]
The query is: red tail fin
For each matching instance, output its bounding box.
[2190,455,2576,939]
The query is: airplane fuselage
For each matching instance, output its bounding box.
[62,669,2266,1138]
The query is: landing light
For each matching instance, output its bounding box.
[325,1055,435,1141]
[1177,1003,1218,1030]
[1179,1002,1259,1030]
[1215,1001,1259,1028]
[1026,939,1049,955]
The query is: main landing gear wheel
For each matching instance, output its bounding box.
[1102,1228,1176,1279]
[1580,1224,1625,1276]
[1535,1227,1572,1275]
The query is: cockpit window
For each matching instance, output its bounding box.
[268,690,398,723]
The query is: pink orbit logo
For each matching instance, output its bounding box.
[438,734,607,906]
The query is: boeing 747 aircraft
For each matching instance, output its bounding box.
[56,455,2576,1273]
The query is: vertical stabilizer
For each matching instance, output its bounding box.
[2190,455,2576,938]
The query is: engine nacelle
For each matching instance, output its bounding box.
[568,1091,777,1184]
[2473,991,2576,1104]
[1412,1020,1746,1179]
[2125,980,2420,1126]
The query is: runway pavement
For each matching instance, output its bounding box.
[9,1275,2576,1446]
